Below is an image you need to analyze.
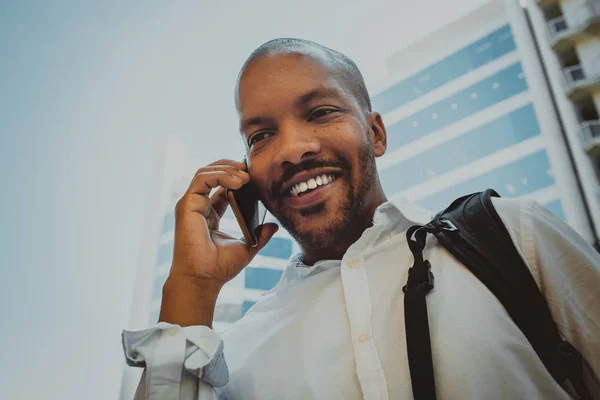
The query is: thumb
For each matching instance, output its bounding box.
[249,223,279,256]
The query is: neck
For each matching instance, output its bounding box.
[300,188,387,266]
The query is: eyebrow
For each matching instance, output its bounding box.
[239,87,345,133]
[296,87,344,107]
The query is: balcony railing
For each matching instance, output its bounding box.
[547,3,600,48]
[563,64,586,86]
[548,16,569,41]
[562,58,600,101]
[581,120,600,156]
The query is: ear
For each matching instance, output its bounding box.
[367,112,387,157]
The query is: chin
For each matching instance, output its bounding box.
[286,203,350,246]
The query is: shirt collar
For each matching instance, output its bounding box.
[261,195,434,296]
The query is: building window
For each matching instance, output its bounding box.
[245,267,283,291]
[156,242,173,266]
[162,212,175,234]
[259,237,293,259]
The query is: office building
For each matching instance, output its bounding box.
[526,0,600,244]
[371,0,597,245]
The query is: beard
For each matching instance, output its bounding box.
[271,140,378,252]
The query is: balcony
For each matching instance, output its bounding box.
[581,120,600,157]
[548,4,600,52]
[538,0,559,9]
[548,16,569,42]
[563,64,600,101]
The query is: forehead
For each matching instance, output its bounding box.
[236,52,351,114]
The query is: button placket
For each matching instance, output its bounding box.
[340,255,390,399]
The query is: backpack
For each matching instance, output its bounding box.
[403,189,591,400]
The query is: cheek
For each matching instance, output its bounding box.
[319,122,364,149]
[247,162,271,198]
[253,176,271,200]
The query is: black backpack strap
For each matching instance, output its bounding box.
[403,224,437,400]
[403,189,590,400]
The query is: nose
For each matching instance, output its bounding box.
[274,121,321,166]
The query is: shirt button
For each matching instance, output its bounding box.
[389,231,398,238]
[168,327,179,337]
[346,259,358,268]
[358,333,369,343]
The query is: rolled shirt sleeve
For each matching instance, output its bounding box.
[122,322,228,399]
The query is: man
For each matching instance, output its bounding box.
[123,39,600,399]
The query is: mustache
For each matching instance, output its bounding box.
[270,158,346,200]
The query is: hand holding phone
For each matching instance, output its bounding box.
[227,160,267,247]
[158,159,278,327]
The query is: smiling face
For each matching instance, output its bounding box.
[236,51,387,262]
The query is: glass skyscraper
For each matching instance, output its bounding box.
[370,0,594,243]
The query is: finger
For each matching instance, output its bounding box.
[197,160,248,182]
[189,167,249,191]
[206,159,247,170]
[193,165,249,180]
[175,192,211,217]
[209,187,229,218]
[187,171,249,197]
[247,223,279,258]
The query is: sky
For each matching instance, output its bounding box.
[0,0,488,398]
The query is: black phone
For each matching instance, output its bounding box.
[226,160,267,247]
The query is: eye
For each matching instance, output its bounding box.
[248,131,272,147]
[309,108,338,121]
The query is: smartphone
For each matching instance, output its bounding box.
[226,161,267,247]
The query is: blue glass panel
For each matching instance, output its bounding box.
[242,300,256,316]
[386,63,528,151]
[152,273,168,300]
[156,242,173,266]
[372,24,516,113]
[162,212,175,233]
[149,308,160,325]
[245,267,283,291]
[259,237,293,259]
[544,200,565,221]
[416,150,554,211]
[380,104,540,194]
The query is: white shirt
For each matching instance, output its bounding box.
[122,196,600,400]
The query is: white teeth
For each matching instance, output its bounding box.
[288,173,337,196]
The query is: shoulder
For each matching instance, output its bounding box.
[488,196,533,250]
[489,195,532,231]
[491,195,592,250]
[490,195,599,288]
[488,196,538,280]
[489,195,561,246]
